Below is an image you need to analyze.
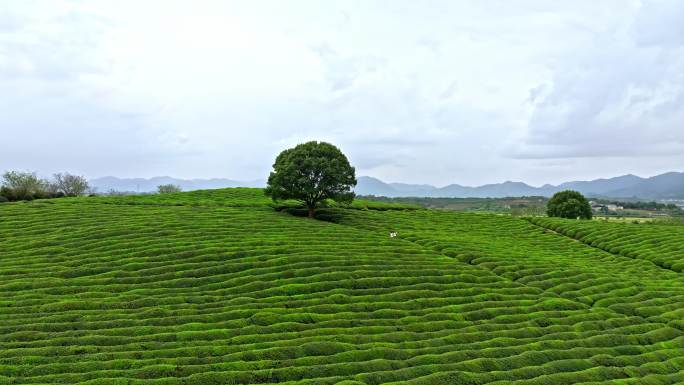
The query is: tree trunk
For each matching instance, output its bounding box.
[308,206,315,218]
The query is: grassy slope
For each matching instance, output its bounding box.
[1,189,684,384]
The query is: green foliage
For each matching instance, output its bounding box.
[265,141,356,217]
[0,188,683,384]
[157,184,182,194]
[1,170,90,201]
[53,172,90,197]
[528,216,684,273]
[593,198,682,212]
[1,170,48,201]
[547,190,592,219]
[651,217,684,226]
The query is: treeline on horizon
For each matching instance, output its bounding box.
[0,171,91,202]
[593,198,681,211]
[359,195,683,216]
[0,170,184,202]
[358,194,547,214]
[2,170,681,215]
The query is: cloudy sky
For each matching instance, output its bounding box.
[1,0,683,186]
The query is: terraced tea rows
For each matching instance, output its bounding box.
[528,217,684,273]
[1,189,684,384]
[337,210,684,323]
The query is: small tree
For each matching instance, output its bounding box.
[547,190,592,219]
[265,141,357,218]
[157,184,182,194]
[1,171,47,201]
[53,173,90,197]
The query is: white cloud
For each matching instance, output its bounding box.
[510,1,684,164]
[1,0,683,185]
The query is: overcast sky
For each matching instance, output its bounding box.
[1,0,683,186]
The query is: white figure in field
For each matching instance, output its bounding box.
[389,231,398,238]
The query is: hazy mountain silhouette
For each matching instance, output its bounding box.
[92,172,684,199]
[91,176,265,193]
[356,172,684,199]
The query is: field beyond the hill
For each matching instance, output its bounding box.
[2,188,684,385]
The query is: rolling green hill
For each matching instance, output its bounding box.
[1,189,684,384]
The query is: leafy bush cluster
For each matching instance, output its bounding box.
[0,170,90,202]
[1,188,684,384]
[546,190,592,219]
[158,184,182,194]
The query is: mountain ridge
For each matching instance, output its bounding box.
[91,172,684,199]
[91,176,265,193]
[356,172,684,199]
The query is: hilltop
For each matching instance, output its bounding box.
[2,188,684,384]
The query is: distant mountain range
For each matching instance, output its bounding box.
[92,171,684,200]
[90,176,265,193]
[356,172,684,200]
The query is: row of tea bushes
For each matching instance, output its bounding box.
[528,217,684,273]
[2,190,684,383]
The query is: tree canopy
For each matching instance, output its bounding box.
[265,141,357,218]
[1,171,91,201]
[547,190,592,219]
[1,171,50,201]
[158,184,182,194]
[53,173,90,197]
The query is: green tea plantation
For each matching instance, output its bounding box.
[1,188,684,385]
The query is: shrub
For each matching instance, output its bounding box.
[301,341,350,356]
[157,184,182,194]
[1,170,47,200]
[183,372,239,385]
[248,312,281,326]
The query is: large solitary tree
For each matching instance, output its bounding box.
[547,190,593,219]
[265,141,357,218]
